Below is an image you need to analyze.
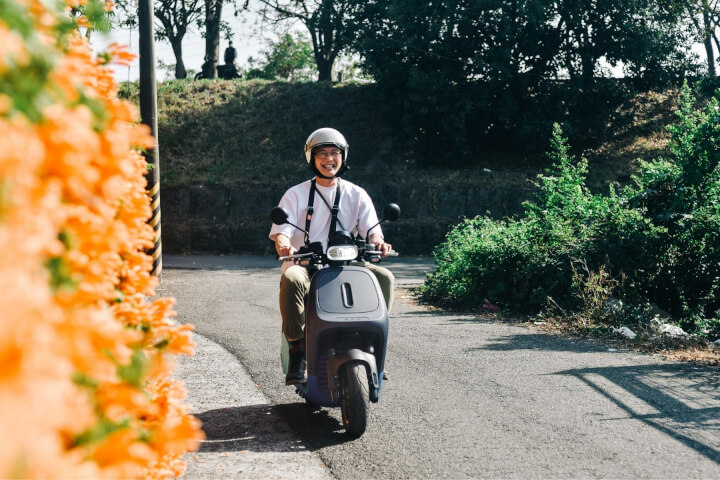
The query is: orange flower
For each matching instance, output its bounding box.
[1,2,202,477]
[156,323,196,356]
[92,428,154,475]
[74,15,91,28]
[105,42,135,67]
[0,23,29,73]
[95,382,158,422]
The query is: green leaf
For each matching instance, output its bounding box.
[44,256,76,293]
[116,350,149,388]
[72,372,99,389]
[72,418,130,448]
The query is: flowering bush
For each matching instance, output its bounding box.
[0,0,203,478]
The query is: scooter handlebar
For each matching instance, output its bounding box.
[278,252,314,262]
[365,250,399,257]
[279,249,398,262]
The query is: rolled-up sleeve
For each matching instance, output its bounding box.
[357,189,382,241]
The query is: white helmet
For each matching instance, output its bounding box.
[304,128,350,177]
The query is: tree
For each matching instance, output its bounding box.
[155,0,204,78]
[667,0,720,77]
[203,0,223,78]
[347,0,698,165]
[347,0,565,162]
[552,0,693,90]
[247,32,316,80]
[114,0,203,79]
[255,0,354,81]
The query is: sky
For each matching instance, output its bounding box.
[90,6,270,82]
[90,7,712,84]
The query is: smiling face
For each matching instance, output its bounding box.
[313,146,343,178]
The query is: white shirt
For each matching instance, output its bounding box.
[269,178,383,252]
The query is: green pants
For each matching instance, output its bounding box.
[279,263,395,341]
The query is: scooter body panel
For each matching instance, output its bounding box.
[298,265,389,407]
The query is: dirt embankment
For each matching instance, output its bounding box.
[146,80,677,255]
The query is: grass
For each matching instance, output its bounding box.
[119,78,679,194]
[583,89,678,192]
[533,317,720,368]
[125,79,403,187]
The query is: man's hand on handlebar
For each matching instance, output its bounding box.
[375,241,393,256]
[275,234,296,258]
[369,233,394,257]
[278,245,296,258]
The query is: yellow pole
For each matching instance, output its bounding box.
[138,0,162,277]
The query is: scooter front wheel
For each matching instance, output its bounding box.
[340,361,369,438]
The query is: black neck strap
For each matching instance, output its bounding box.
[305,179,316,234]
[305,179,343,241]
[329,180,342,238]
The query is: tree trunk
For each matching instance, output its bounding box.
[704,36,716,77]
[170,37,187,79]
[702,4,716,77]
[580,47,596,91]
[305,0,340,82]
[204,0,223,78]
[317,57,333,81]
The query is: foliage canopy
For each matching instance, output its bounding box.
[255,0,355,81]
[345,0,699,165]
[246,32,317,81]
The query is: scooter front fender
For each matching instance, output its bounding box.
[327,348,380,403]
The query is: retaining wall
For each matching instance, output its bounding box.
[162,178,536,255]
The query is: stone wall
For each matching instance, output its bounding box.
[161,179,536,255]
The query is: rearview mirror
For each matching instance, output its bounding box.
[382,203,401,222]
[270,207,289,225]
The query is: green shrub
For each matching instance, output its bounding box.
[423,84,720,339]
[620,82,720,336]
[422,124,609,311]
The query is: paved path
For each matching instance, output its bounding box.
[176,335,333,479]
[162,255,720,479]
[164,255,433,479]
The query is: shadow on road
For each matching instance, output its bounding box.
[195,403,353,453]
[396,307,487,324]
[272,402,357,451]
[474,332,607,353]
[467,332,720,464]
[557,364,720,464]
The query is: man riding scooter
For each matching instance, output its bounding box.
[269,127,395,385]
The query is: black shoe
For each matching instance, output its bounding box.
[285,356,306,385]
[285,339,307,385]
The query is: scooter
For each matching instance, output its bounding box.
[270,203,400,437]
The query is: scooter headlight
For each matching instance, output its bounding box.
[326,245,358,261]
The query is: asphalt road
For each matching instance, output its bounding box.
[161,255,720,479]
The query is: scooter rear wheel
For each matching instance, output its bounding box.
[340,361,369,438]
